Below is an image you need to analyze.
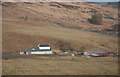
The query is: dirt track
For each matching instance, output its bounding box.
[2,51,68,59]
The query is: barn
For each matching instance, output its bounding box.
[84,51,109,57]
[30,44,53,55]
[30,49,53,54]
[20,44,53,55]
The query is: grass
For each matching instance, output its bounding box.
[2,2,119,75]
[2,56,118,75]
[2,21,118,53]
[2,21,119,75]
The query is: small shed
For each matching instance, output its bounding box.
[70,53,75,56]
[20,51,29,55]
[20,48,31,55]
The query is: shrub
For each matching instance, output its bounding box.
[76,46,86,54]
[90,14,102,25]
[80,46,86,52]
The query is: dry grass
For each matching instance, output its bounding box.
[2,2,119,75]
[2,21,118,53]
[2,2,118,53]
[2,2,118,31]
[2,56,118,75]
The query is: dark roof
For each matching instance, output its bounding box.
[20,48,31,52]
[39,45,50,47]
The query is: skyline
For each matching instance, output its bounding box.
[86,0,120,2]
[1,0,120,2]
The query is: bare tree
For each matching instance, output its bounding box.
[76,46,86,54]
[55,41,73,52]
[112,23,120,31]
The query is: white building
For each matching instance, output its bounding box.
[38,44,51,50]
[30,44,53,55]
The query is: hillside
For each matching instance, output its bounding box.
[2,2,118,53]
[2,2,118,30]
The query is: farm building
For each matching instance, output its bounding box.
[30,49,53,54]
[20,50,29,55]
[20,48,31,55]
[38,44,51,50]
[84,51,109,57]
[31,44,53,55]
[20,44,53,55]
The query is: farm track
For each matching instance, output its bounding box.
[2,51,68,59]
[2,19,24,22]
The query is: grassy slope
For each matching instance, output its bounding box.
[2,2,118,53]
[3,21,118,53]
[2,56,118,75]
[2,2,118,31]
[2,2,118,75]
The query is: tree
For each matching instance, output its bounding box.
[90,14,102,25]
[24,16,28,21]
[76,46,86,54]
[112,23,120,31]
[55,41,73,52]
[63,43,73,52]
[55,41,64,50]
[80,46,86,52]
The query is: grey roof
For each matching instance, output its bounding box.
[39,45,50,47]
[87,51,105,54]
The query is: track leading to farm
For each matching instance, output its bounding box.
[2,51,68,59]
